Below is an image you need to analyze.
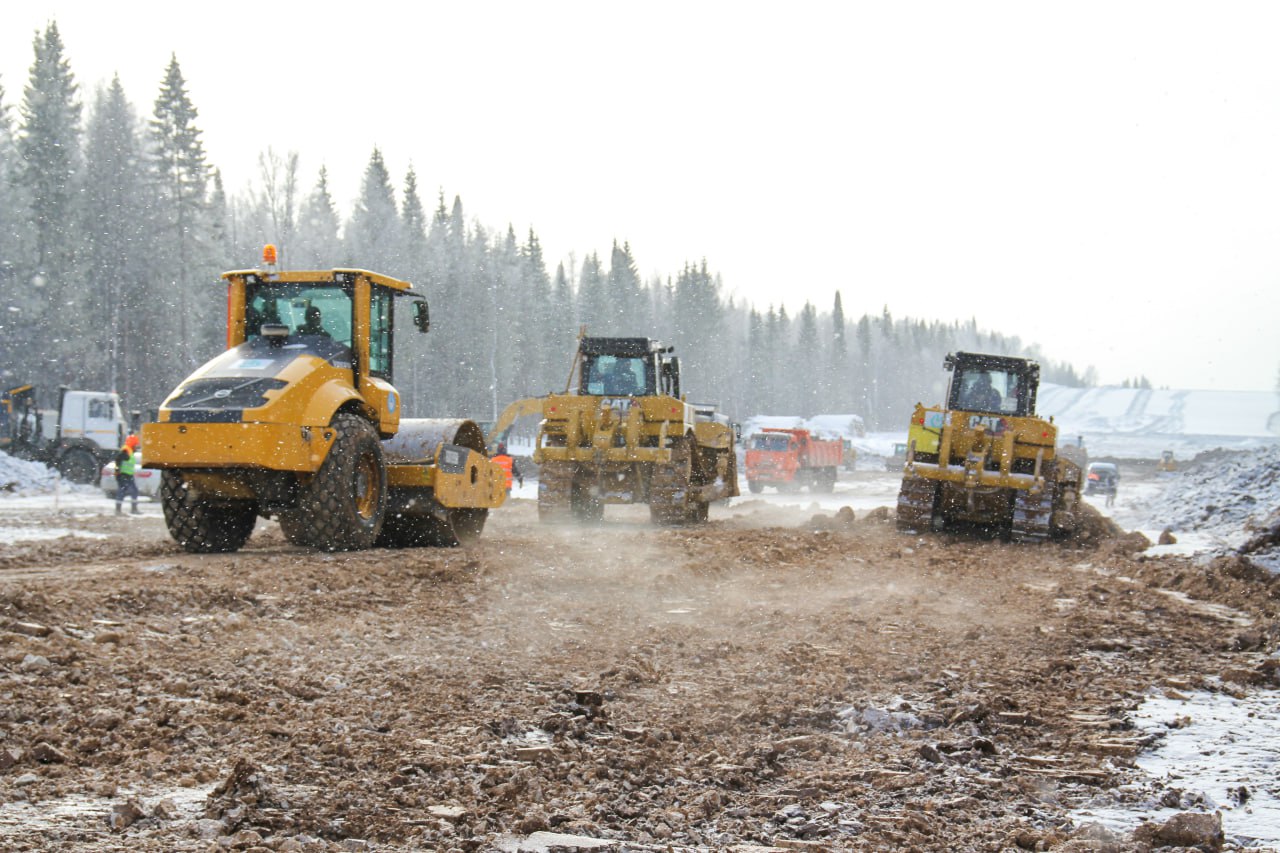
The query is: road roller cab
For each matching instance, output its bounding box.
[142,246,506,553]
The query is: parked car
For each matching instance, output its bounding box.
[100,452,161,499]
[1085,462,1119,496]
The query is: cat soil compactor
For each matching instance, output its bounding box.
[896,351,1083,543]
[493,335,738,524]
[142,249,506,553]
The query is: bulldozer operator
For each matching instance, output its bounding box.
[588,357,644,396]
[962,371,1003,412]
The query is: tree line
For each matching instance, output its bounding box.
[0,23,1094,433]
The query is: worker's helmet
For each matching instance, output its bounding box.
[496,442,507,456]
[125,434,140,449]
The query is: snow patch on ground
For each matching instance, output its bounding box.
[1073,687,1280,848]
[0,526,110,545]
[0,451,150,528]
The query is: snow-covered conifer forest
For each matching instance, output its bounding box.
[0,23,1094,426]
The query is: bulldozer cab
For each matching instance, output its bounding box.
[578,337,679,398]
[945,352,1039,417]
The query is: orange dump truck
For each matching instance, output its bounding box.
[744,428,843,494]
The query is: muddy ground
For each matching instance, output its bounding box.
[0,472,1278,852]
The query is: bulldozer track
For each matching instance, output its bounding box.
[1011,480,1055,543]
[896,474,937,532]
[537,461,576,522]
[649,437,703,525]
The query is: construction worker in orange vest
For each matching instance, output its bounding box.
[491,443,522,496]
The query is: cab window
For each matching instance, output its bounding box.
[751,434,791,451]
[369,286,394,380]
[88,398,114,420]
[581,355,650,396]
[245,282,353,348]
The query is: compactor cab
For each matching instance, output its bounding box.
[897,351,1082,542]
[143,249,504,554]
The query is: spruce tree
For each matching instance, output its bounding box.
[401,166,426,251]
[0,77,18,269]
[294,167,341,268]
[490,225,522,417]
[0,76,25,383]
[149,54,212,377]
[462,220,494,418]
[395,167,430,409]
[549,261,577,388]
[13,22,82,384]
[81,77,149,396]
[17,22,81,287]
[672,260,723,402]
[520,229,555,395]
[606,240,643,334]
[345,147,400,274]
[577,252,606,334]
[745,308,766,414]
[830,291,849,412]
[796,301,820,416]
[207,169,230,265]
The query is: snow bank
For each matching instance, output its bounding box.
[1039,383,1280,458]
[1137,446,1280,572]
[0,451,71,496]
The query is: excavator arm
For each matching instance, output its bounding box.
[487,397,545,450]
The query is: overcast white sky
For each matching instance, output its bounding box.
[3,2,1279,391]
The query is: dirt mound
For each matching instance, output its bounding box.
[1065,501,1126,547]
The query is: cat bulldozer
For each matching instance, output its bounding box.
[141,248,506,553]
[896,351,1082,542]
[493,335,738,524]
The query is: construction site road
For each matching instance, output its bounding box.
[0,470,1276,852]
